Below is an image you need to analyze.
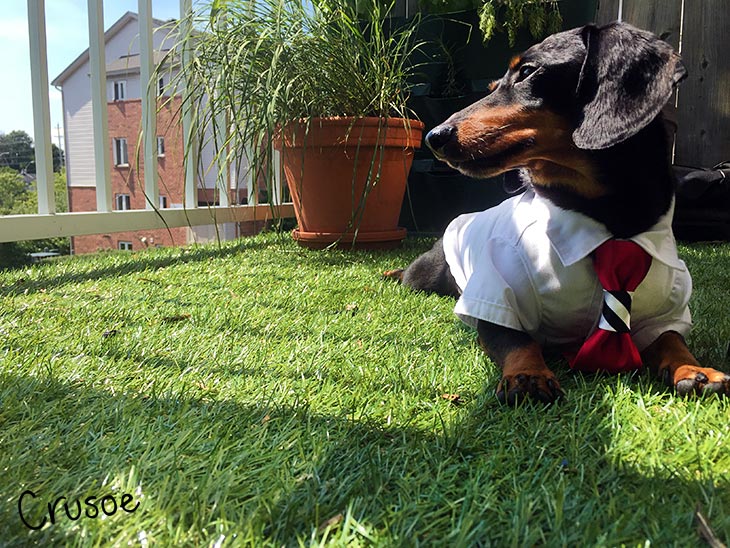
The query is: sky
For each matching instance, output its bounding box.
[0,0,185,148]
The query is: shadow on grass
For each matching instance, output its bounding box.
[0,237,278,298]
[2,370,728,546]
[0,233,433,301]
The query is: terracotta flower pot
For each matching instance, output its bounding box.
[277,117,424,249]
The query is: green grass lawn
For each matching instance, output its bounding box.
[1,232,729,546]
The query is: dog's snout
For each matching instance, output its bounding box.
[425,124,456,155]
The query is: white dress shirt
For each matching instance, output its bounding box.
[443,190,692,352]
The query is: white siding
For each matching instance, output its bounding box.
[63,57,96,187]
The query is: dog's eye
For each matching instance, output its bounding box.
[516,64,537,82]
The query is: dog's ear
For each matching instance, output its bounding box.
[573,22,687,150]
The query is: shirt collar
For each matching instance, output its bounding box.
[534,192,686,270]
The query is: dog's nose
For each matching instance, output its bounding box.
[425,124,456,156]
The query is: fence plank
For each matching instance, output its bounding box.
[621,0,682,48]
[595,0,620,25]
[675,0,730,167]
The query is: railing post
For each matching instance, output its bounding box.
[214,12,230,209]
[88,0,113,212]
[139,0,159,209]
[27,0,55,215]
[180,0,198,210]
[246,144,257,206]
[215,117,230,209]
[271,150,283,206]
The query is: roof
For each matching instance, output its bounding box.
[105,51,172,77]
[51,11,172,86]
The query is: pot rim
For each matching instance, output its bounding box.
[283,116,424,129]
[276,116,424,150]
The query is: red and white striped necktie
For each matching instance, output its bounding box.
[570,240,652,373]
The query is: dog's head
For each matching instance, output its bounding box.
[425,22,686,197]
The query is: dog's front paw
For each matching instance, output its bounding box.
[496,368,564,405]
[668,365,730,396]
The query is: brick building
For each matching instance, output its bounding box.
[51,11,248,254]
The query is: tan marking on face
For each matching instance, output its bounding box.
[488,80,499,93]
[508,55,522,70]
[451,106,605,198]
[455,105,528,149]
[527,158,604,199]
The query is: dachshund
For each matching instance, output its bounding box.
[386,22,730,404]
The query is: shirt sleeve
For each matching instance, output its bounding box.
[450,236,541,333]
[632,263,693,350]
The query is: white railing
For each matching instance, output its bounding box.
[0,0,292,246]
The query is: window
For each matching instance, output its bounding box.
[115,194,131,211]
[157,136,165,157]
[113,80,126,101]
[113,138,128,166]
[159,195,168,209]
[118,241,133,251]
[158,77,165,96]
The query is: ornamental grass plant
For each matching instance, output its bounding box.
[160,0,424,205]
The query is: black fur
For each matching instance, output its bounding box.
[394,22,690,403]
[539,115,675,237]
[573,23,687,149]
[400,239,460,298]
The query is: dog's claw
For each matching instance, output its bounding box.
[673,365,730,397]
[496,369,563,406]
[547,378,566,400]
